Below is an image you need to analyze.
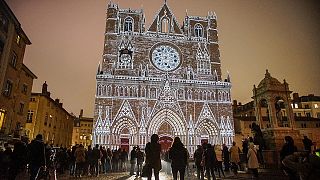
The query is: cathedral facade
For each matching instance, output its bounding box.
[93,2,234,153]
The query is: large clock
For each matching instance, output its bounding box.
[151,45,180,71]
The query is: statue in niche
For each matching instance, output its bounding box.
[186,65,194,80]
[275,100,283,127]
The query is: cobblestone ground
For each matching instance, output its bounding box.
[56,169,289,180]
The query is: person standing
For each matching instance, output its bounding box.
[169,137,188,180]
[75,144,86,177]
[222,144,230,171]
[130,146,137,175]
[145,134,162,180]
[229,141,240,176]
[247,144,259,178]
[2,143,12,179]
[136,146,145,177]
[203,144,217,180]
[214,145,225,178]
[302,136,313,153]
[106,148,112,172]
[9,141,27,180]
[92,144,101,176]
[280,136,297,180]
[28,134,46,180]
[194,145,204,180]
[120,149,128,171]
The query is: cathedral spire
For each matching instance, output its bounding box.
[97,62,101,75]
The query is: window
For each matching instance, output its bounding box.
[0,14,9,32]
[294,103,298,109]
[27,110,34,123]
[30,97,36,102]
[0,109,5,129]
[124,17,133,32]
[301,123,307,128]
[44,113,48,126]
[298,113,302,117]
[306,113,311,117]
[16,35,21,45]
[305,105,310,109]
[317,113,320,119]
[19,103,24,114]
[194,24,203,37]
[3,80,13,97]
[161,18,169,33]
[22,84,28,94]
[315,104,319,109]
[10,52,17,68]
[0,40,4,57]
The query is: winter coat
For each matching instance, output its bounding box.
[203,146,217,167]
[280,143,297,161]
[229,145,240,163]
[169,145,188,168]
[282,152,320,180]
[28,139,46,166]
[194,148,204,166]
[214,145,222,162]
[75,147,86,163]
[145,142,162,171]
[136,151,144,164]
[247,147,259,169]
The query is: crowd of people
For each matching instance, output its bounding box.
[0,134,130,179]
[0,133,319,180]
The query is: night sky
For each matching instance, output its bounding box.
[6,0,320,117]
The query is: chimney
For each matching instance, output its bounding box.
[79,109,84,118]
[233,100,237,106]
[55,99,60,103]
[42,81,48,94]
[293,93,299,102]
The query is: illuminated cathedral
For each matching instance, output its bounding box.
[93,1,234,153]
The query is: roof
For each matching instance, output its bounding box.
[1,0,31,44]
[300,95,320,102]
[295,117,320,121]
[22,64,37,79]
[258,70,281,88]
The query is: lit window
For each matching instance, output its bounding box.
[124,17,133,32]
[194,24,203,37]
[315,104,318,109]
[294,103,298,108]
[0,109,5,129]
[16,35,21,45]
[27,110,34,123]
[291,104,293,108]
[80,135,83,140]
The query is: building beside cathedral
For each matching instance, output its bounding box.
[233,70,320,150]
[0,0,37,139]
[93,1,234,153]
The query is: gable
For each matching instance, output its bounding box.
[147,3,183,34]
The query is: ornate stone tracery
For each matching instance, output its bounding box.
[93,1,234,153]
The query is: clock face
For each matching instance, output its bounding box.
[151,45,180,71]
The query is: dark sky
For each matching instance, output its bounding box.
[6,0,320,117]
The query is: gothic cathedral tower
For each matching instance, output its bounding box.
[93,1,234,153]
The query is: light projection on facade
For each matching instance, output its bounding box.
[93,1,234,153]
